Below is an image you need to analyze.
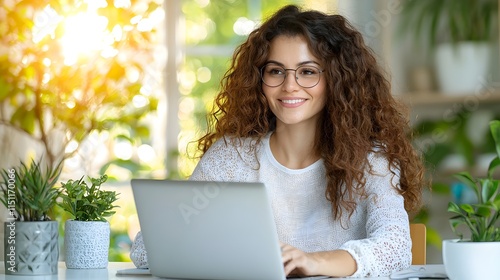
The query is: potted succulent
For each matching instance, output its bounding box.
[0,159,62,275]
[399,0,498,94]
[59,174,119,269]
[443,120,500,280]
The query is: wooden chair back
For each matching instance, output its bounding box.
[410,223,426,265]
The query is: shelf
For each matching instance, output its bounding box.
[432,166,500,183]
[394,89,500,107]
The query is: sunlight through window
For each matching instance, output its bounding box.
[60,12,111,65]
[32,5,61,43]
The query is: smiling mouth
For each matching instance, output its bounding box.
[280,99,306,104]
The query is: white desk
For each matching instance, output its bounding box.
[0,263,446,279]
[0,262,137,280]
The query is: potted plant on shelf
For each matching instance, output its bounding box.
[0,159,62,275]
[399,0,498,95]
[443,120,500,280]
[59,174,119,269]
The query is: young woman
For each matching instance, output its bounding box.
[131,5,426,278]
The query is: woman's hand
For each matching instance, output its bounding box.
[280,242,320,277]
[280,242,357,277]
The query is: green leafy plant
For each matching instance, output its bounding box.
[0,159,62,221]
[399,0,498,49]
[59,174,119,222]
[447,120,500,241]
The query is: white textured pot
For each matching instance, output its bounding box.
[434,42,492,95]
[443,239,500,280]
[64,220,110,269]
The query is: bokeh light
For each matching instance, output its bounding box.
[60,12,111,65]
[233,17,256,36]
[114,141,133,160]
[178,70,197,94]
[132,95,149,108]
[179,97,196,119]
[137,144,156,163]
[196,67,211,83]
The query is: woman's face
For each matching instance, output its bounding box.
[262,35,327,129]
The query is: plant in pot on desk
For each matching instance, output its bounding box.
[0,159,62,275]
[399,0,498,95]
[59,174,119,269]
[443,120,500,280]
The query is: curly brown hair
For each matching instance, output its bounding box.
[196,5,426,219]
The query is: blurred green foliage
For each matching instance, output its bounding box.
[413,110,500,176]
[0,0,160,170]
[399,0,498,49]
[0,0,162,262]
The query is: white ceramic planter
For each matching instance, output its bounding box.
[443,239,500,280]
[64,220,110,269]
[3,221,59,275]
[434,42,492,95]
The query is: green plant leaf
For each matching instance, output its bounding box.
[447,119,500,242]
[490,120,500,158]
[488,157,500,178]
[459,204,475,215]
[481,178,498,203]
[447,202,463,215]
[475,205,492,218]
[58,174,119,221]
[0,158,62,221]
[454,172,480,201]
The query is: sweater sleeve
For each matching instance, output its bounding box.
[339,153,412,277]
[129,231,148,268]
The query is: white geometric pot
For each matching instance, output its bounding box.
[443,239,500,280]
[64,220,110,269]
[434,42,492,95]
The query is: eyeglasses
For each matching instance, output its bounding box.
[260,63,324,88]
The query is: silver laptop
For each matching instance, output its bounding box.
[131,179,287,280]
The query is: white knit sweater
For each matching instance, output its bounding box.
[130,133,412,277]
